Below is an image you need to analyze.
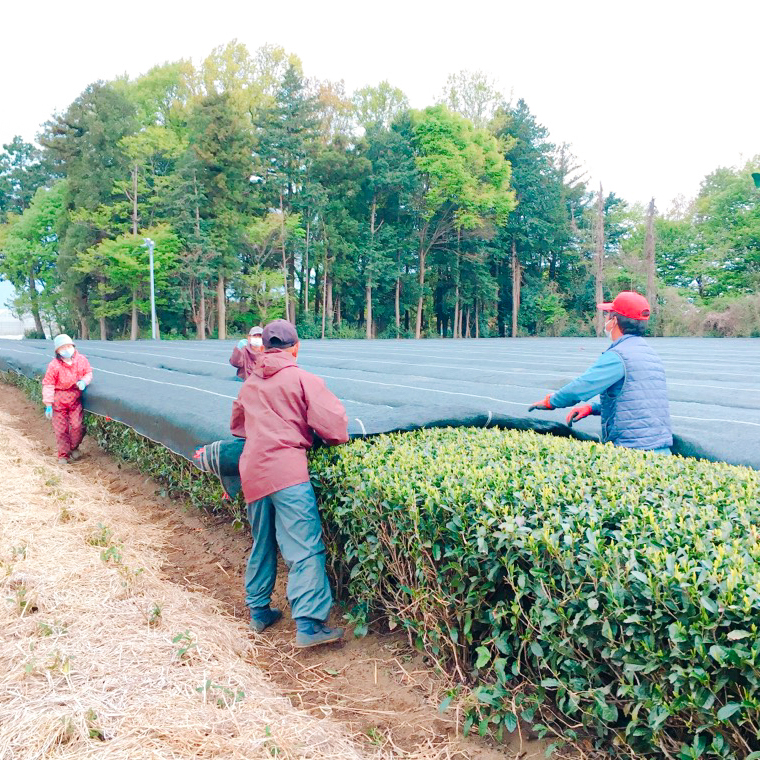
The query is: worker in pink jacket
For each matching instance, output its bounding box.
[41,334,93,463]
[229,325,264,381]
[230,319,349,648]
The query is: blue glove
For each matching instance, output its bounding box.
[76,380,87,391]
[237,339,247,349]
[45,406,53,420]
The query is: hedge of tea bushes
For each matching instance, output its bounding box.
[5,369,760,757]
[310,428,760,758]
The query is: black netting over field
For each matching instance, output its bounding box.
[1,337,758,470]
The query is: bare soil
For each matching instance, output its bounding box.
[0,383,552,760]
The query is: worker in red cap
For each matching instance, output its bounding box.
[230,319,349,647]
[529,291,673,453]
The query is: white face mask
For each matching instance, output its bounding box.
[59,348,75,359]
[604,319,615,340]
[249,337,263,347]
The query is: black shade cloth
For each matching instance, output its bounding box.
[1,337,758,470]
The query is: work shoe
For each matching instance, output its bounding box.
[249,607,282,633]
[69,449,82,461]
[294,623,344,649]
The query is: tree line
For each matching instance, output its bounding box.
[1,41,758,341]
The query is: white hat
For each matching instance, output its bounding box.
[53,334,74,352]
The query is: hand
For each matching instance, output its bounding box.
[45,406,53,420]
[566,403,593,427]
[76,380,86,391]
[237,339,247,349]
[528,394,554,412]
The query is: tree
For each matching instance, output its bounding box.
[188,92,254,338]
[438,70,503,129]
[494,99,572,337]
[0,137,52,219]
[594,184,605,336]
[40,82,138,338]
[353,81,409,130]
[0,182,67,336]
[76,225,181,339]
[644,197,657,319]
[360,123,418,338]
[254,64,319,322]
[410,105,516,338]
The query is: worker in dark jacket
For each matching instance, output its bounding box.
[229,325,264,381]
[529,291,673,453]
[230,320,349,647]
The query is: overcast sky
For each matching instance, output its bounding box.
[2,0,758,211]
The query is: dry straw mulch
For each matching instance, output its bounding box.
[0,409,371,760]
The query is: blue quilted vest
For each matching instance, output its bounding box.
[600,335,673,450]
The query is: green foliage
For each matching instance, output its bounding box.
[75,224,182,320]
[0,136,53,219]
[311,428,760,758]
[0,181,68,332]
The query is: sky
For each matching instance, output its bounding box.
[2,0,758,211]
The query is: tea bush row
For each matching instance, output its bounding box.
[310,428,760,758]
[5,369,760,757]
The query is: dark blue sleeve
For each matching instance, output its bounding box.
[549,352,625,409]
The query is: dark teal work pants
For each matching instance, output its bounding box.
[244,481,332,623]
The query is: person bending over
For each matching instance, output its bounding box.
[230,319,349,647]
[529,291,672,453]
[230,325,264,381]
[42,334,93,463]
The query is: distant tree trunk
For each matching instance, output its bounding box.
[321,228,330,339]
[99,317,107,341]
[365,284,373,339]
[79,317,89,340]
[511,240,521,338]
[415,238,428,339]
[395,276,401,338]
[130,289,138,341]
[131,164,138,236]
[594,183,605,337]
[475,299,480,339]
[454,287,460,339]
[303,221,310,313]
[366,197,377,340]
[279,192,290,322]
[28,266,44,336]
[336,297,341,327]
[217,275,226,340]
[198,281,206,340]
[326,279,333,331]
[645,197,657,323]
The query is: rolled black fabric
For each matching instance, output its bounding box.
[2,337,758,471]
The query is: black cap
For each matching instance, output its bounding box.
[262,319,299,349]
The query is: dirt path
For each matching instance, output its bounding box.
[0,384,550,760]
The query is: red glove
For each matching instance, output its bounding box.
[566,403,593,427]
[528,394,554,412]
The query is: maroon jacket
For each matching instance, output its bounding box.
[230,350,349,503]
[229,343,262,381]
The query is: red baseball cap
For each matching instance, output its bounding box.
[597,291,651,320]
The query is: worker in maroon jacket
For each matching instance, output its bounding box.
[230,320,349,648]
[229,325,264,381]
